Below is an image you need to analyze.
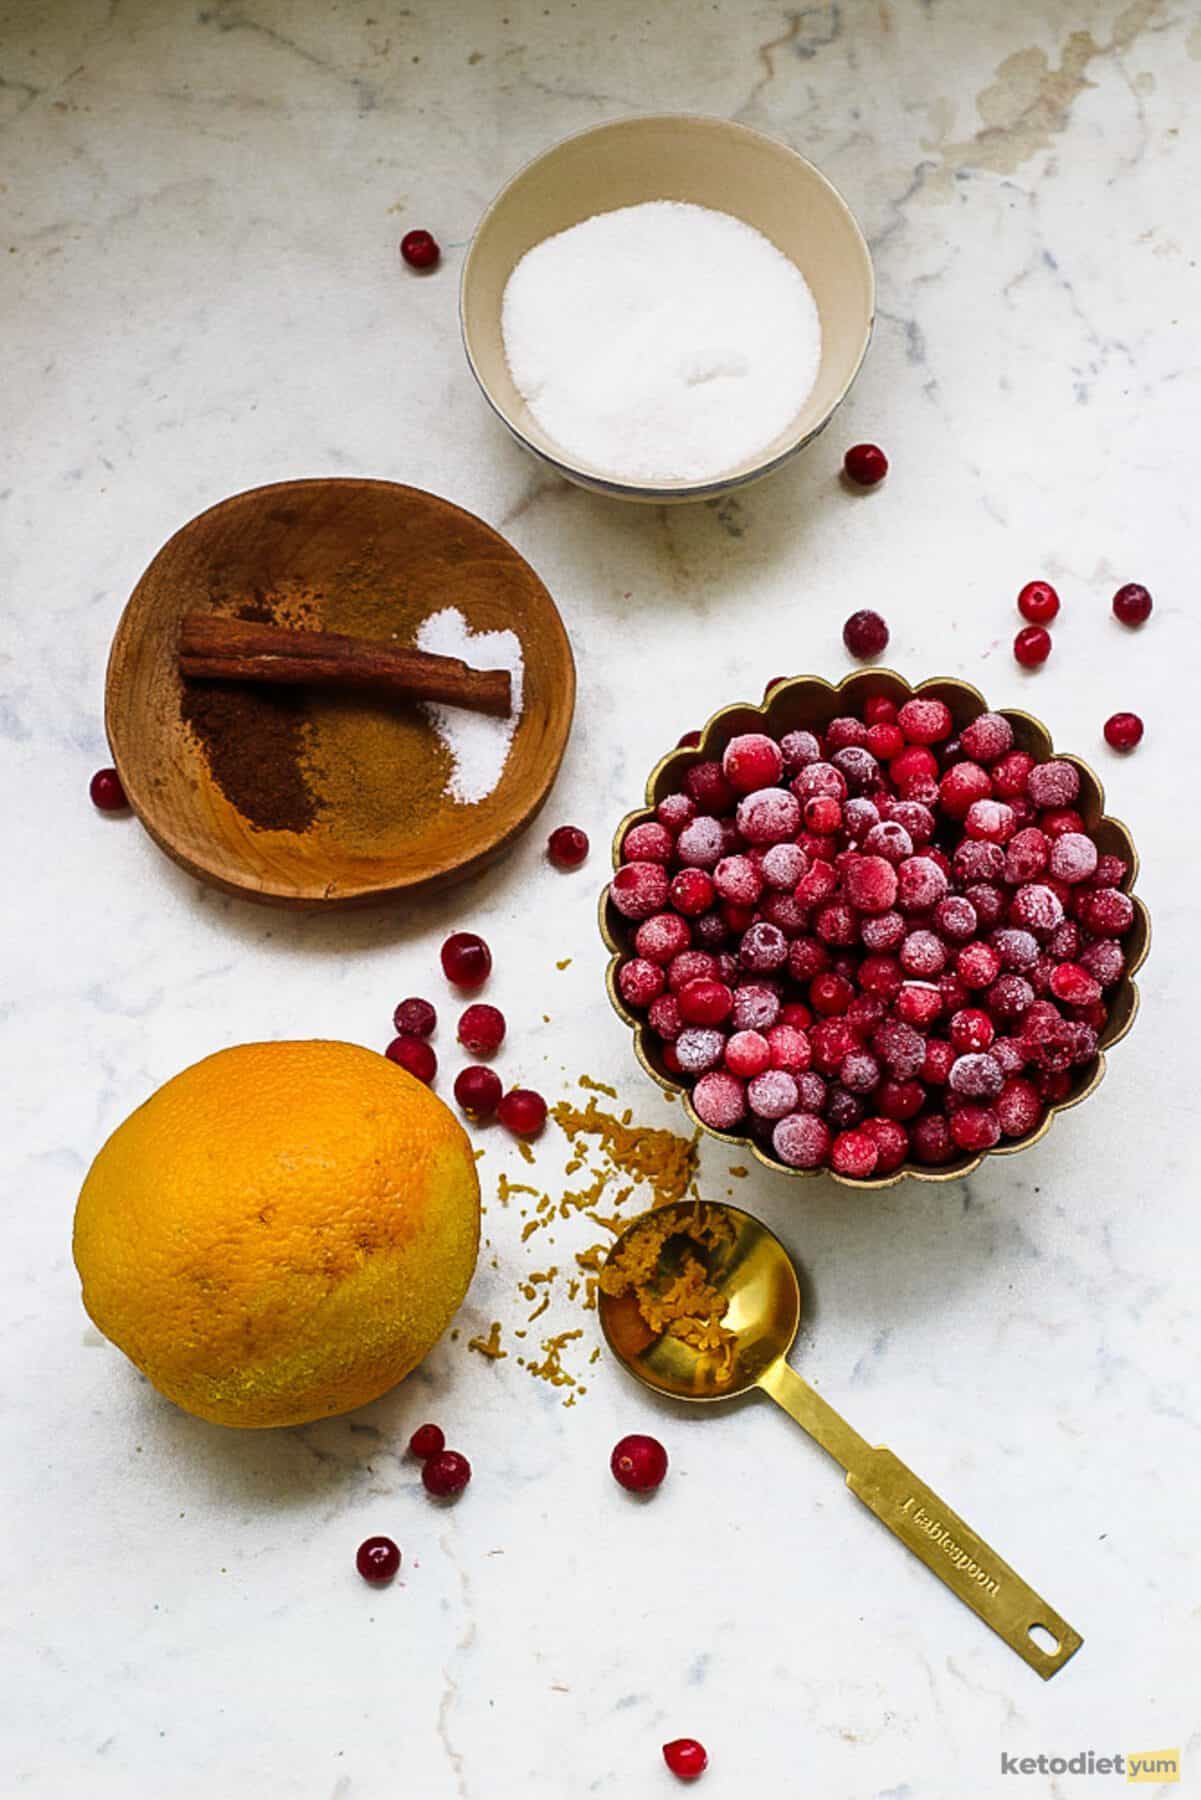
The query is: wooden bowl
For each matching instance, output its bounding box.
[461,115,875,503]
[600,670,1149,1189]
[105,478,575,908]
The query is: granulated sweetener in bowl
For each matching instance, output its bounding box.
[500,200,822,486]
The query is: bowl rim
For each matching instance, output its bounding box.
[459,112,876,501]
[600,669,1150,1189]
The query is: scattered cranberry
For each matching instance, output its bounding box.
[422,1451,471,1498]
[355,1536,401,1583]
[548,824,589,868]
[386,1035,437,1083]
[1014,626,1052,668]
[1112,583,1152,626]
[89,767,128,812]
[663,1737,708,1781]
[441,931,492,988]
[496,1087,547,1137]
[842,609,890,660]
[610,1434,668,1493]
[409,1423,445,1460]
[1017,581,1060,625]
[723,733,783,794]
[453,1064,503,1118]
[400,228,440,270]
[1103,711,1143,752]
[457,1003,506,1055]
[393,996,436,1037]
[843,443,888,487]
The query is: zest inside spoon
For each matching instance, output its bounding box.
[597,1199,1082,1679]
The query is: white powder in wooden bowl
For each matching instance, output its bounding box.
[501,200,822,485]
[416,607,525,804]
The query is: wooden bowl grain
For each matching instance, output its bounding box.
[105,478,575,908]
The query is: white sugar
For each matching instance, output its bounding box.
[501,200,822,484]
[416,607,524,805]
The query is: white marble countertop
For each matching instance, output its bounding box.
[4,2,1198,1796]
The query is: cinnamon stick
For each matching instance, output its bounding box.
[178,614,512,719]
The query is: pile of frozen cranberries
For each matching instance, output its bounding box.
[608,698,1138,1179]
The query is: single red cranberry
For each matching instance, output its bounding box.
[89,767,128,812]
[356,1535,401,1583]
[1112,583,1152,626]
[393,996,436,1037]
[831,1129,879,1178]
[1014,626,1052,668]
[678,979,734,1026]
[422,1450,471,1497]
[677,729,702,749]
[547,824,589,868]
[610,1434,668,1493]
[496,1087,547,1137]
[1103,711,1143,752]
[400,228,440,269]
[458,1003,506,1055]
[1017,581,1060,624]
[409,1423,445,1460]
[617,958,667,1009]
[663,1737,708,1781]
[441,931,492,988]
[623,821,673,864]
[386,1034,437,1083]
[722,732,783,794]
[843,443,888,486]
[453,1064,503,1118]
[842,609,890,659]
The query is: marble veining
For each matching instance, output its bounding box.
[2,1,1199,1796]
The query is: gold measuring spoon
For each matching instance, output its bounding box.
[597,1199,1082,1679]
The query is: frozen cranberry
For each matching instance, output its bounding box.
[1081,887,1134,934]
[860,695,894,725]
[736,787,802,845]
[668,951,718,993]
[1017,581,1060,625]
[649,994,684,1041]
[723,732,784,794]
[356,1536,401,1583]
[441,931,493,988]
[677,730,702,750]
[809,971,852,1017]
[1039,808,1085,841]
[765,1024,811,1072]
[825,1085,865,1130]
[662,1737,708,1780]
[829,1130,878,1178]
[995,1077,1042,1138]
[789,937,831,982]
[938,762,991,820]
[1049,963,1101,1007]
[956,942,1001,989]
[953,839,1004,884]
[855,955,900,1003]
[801,795,840,836]
[908,1113,950,1164]
[387,1034,437,1083]
[920,1039,955,1087]
[678,979,734,1026]
[796,863,837,911]
[846,994,885,1037]
[889,747,938,796]
[789,1072,826,1115]
[780,728,822,769]
[692,1070,748,1130]
[843,443,889,487]
[832,746,879,793]
[896,698,952,746]
[1046,833,1097,884]
[748,1069,801,1120]
[458,1003,506,1056]
[1022,1011,1074,1073]
[895,983,942,1029]
[1003,827,1049,884]
[1089,853,1128,889]
[1009,883,1065,935]
[825,715,868,751]
[724,1030,771,1078]
[872,1018,926,1078]
[617,956,667,1010]
[1065,1019,1099,1063]
[887,799,936,845]
[839,1050,881,1094]
[810,1018,857,1073]
[657,791,696,834]
[1112,582,1152,626]
[814,903,858,948]
[453,1064,503,1118]
[1038,1067,1073,1102]
[949,1104,1001,1152]
[409,1423,445,1459]
[620,821,671,864]
[400,228,439,269]
[1027,760,1080,809]
[877,1077,925,1121]
[949,1052,1004,1100]
[964,885,1004,931]
[757,843,802,891]
[1080,938,1124,985]
[992,1036,1028,1074]
[89,767,128,812]
[675,1028,726,1075]
[857,823,907,867]
[1104,711,1143,752]
[496,1088,547,1137]
[899,929,946,978]
[991,926,1038,971]
[675,817,724,869]
[838,854,895,915]
[988,974,1034,1022]
[393,997,436,1038]
[665,869,711,917]
[930,896,975,944]
[964,799,1016,844]
[778,1001,812,1030]
[685,760,735,813]
[897,855,948,913]
[1014,626,1051,668]
[858,910,905,953]
[737,921,788,972]
[990,750,1032,798]
[865,721,904,762]
[422,1450,471,1497]
[661,1045,683,1074]
[610,862,671,921]
[728,984,780,1033]
[947,1007,993,1053]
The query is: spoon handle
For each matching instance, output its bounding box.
[759,1363,1082,1678]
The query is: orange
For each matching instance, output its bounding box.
[73,1040,480,1428]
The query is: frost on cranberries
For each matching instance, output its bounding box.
[613,693,1136,1178]
[842,609,890,659]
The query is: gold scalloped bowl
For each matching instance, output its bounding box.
[600,671,1149,1190]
